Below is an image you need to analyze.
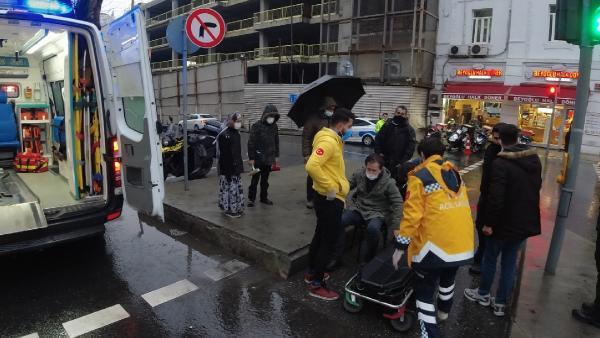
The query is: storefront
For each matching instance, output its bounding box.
[441,63,579,148]
[441,63,507,127]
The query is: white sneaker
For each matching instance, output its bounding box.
[438,311,449,321]
[491,298,506,317]
[463,288,491,306]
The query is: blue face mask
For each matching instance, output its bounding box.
[341,129,353,142]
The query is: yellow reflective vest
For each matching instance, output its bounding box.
[394,155,474,269]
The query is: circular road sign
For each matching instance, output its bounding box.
[185,8,226,49]
[166,16,200,55]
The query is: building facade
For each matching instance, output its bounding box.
[434,0,600,153]
[142,0,438,128]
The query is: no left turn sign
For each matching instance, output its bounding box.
[185,8,226,49]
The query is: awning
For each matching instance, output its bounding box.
[442,83,509,101]
[507,85,577,105]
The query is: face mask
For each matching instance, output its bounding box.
[366,171,379,180]
[266,117,275,124]
[234,122,242,130]
[324,110,334,117]
[341,129,352,141]
[393,115,407,123]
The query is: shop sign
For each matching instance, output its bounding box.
[443,93,504,100]
[455,69,503,77]
[532,70,579,79]
[509,95,574,105]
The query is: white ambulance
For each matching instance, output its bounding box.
[0,1,164,253]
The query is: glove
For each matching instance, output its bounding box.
[326,190,336,201]
[392,249,404,270]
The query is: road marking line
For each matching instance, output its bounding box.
[204,259,250,282]
[62,304,129,338]
[20,333,39,338]
[141,279,199,307]
[459,160,484,175]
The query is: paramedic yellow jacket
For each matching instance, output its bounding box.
[305,127,350,202]
[394,155,474,269]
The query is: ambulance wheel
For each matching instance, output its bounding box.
[390,311,415,332]
[343,293,364,313]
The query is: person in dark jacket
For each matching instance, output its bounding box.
[217,112,245,218]
[330,154,403,267]
[470,123,506,274]
[302,96,336,209]
[374,105,417,182]
[247,104,280,207]
[464,124,542,317]
[572,205,600,328]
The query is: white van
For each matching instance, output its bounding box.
[0,4,164,253]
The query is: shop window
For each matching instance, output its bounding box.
[549,5,557,41]
[0,83,19,98]
[472,9,493,44]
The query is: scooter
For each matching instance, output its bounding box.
[519,129,535,145]
[161,122,219,180]
[471,127,488,153]
[447,124,472,151]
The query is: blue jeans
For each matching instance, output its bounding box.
[340,210,385,263]
[478,238,524,305]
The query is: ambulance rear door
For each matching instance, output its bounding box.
[105,7,164,220]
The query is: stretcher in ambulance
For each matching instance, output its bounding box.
[0,3,164,254]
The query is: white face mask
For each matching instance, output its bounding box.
[234,122,242,130]
[266,117,275,124]
[324,110,334,117]
[365,171,379,180]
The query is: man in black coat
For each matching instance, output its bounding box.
[464,124,542,317]
[374,105,417,182]
[470,123,506,274]
[572,206,600,328]
[247,104,280,206]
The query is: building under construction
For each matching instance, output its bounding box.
[143,0,439,127]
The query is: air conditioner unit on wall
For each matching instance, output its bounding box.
[469,45,489,57]
[448,45,469,58]
[429,91,441,108]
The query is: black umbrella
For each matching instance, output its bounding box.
[288,75,365,127]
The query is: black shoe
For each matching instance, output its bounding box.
[248,200,255,207]
[573,308,600,328]
[260,199,274,205]
[469,264,482,275]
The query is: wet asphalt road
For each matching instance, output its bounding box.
[1,134,503,337]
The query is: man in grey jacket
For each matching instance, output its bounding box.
[330,153,403,267]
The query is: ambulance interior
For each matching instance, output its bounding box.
[0,20,108,214]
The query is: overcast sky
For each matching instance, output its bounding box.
[101,0,151,17]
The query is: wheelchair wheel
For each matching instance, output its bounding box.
[390,310,415,332]
[343,292,364,313]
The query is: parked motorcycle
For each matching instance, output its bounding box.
[161,121,219,180]
[447,124,472,151]
[519,129,535,145]
[471,127,488,153]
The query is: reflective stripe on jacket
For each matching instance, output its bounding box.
[394,155,474,269]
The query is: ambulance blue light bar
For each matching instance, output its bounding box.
[0,0,73,15]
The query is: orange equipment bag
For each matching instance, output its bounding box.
[34,110,48,120]
[14,152,49,173]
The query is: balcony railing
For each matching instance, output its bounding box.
[254,42,338,60]
[146,0,220,28]
[226,17,254,33]
[311,1,337,17]
[151,51,256,71]
[253,3,304,24]
[149,37,168,48]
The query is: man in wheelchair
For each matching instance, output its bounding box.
[330,153,403,268]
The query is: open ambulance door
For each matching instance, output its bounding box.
[106,7,164,220]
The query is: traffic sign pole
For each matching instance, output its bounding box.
[182,27,189,191]
[545,0,594,274]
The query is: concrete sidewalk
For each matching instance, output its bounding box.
[511,156,600,338]
[163,160,362,278]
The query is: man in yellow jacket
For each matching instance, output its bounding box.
[392,137,474,338]
[305,107,355,301]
